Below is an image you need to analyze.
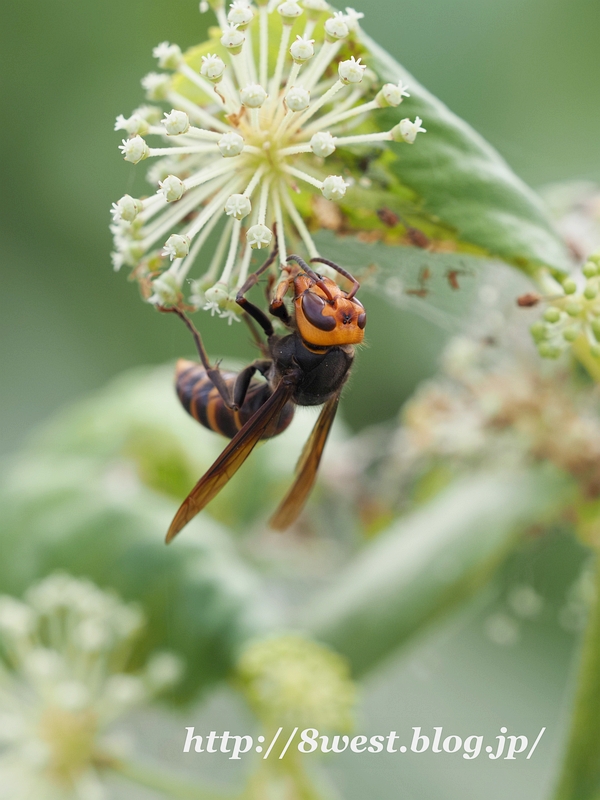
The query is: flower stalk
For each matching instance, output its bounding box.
[552,553,600,800]
[106,757,237,800]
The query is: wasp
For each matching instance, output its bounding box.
[160,245,366,543]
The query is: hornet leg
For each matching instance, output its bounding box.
[157,306,239,410]
[235,239,280,336]
[233,359,272,408]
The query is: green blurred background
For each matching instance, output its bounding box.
[1,0,599,455]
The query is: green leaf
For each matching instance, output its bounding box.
[0,365,310,702]
[0,457,276,703]
[349,29,571,274]
[302,468,572,676]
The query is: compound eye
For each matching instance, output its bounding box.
[357,312,367,329]
[301,290,336,331]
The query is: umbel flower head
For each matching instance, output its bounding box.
[236,633,355,732]
[0,573,182,799]
[529,250,600,359]
[111,1,425,322]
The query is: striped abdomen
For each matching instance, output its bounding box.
[175,359,295,440]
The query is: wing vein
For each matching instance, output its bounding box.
[166,380,294,542]
[269,391,341,531]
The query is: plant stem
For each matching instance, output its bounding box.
[572,338,600,384]
[303,469,570,676]
[105,757,238,800]
[553,552,600,800]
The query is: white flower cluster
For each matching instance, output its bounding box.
[111,0,425,319]
[0,573,182,799]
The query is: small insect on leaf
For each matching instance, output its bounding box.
[517,293,542,307]
[376,207,400,228]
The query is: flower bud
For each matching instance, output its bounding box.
[247,224,273,249]
[224,194,252,220]
[114,114,149,136]
[163,234,191,260]
[119,136,149,164]
[343,7,364,31]
[322,175,348,201]
[324,13,349,40]
[530,321,547,342]
[338,57,366,85]
[228,1,254,28]
[589,252,600,267]
[290,36,315,63]
[162,109,190,135]
[563,326,579,342]
[159,175,185,202]
[278,1,303,22]
[132,105,163,124]
[149,272,181,306]
[221,291,244,323]
[302,0,329,18]
[543,307,560,323]
[310,132,336,157]
[391,117,427,144]
[538,342,562,359]
[218,132,245,157]
[286,86,310,112]
[376,81,410,108]
[112,195,144,222]
[204,282,229,307]
[200,54,227,82]
[221,25,245,53]
[116,240,145,267]
[240,84,268,108]
[141,72,171,101]
[153,41,183,69]
[566,300,583,317]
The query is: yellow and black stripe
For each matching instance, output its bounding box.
[175,359,294,440]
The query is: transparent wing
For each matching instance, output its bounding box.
[166,380,294,543]
[269,391,340,531]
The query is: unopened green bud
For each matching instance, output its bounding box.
[563,327,579,342]
[530,321,547,342]
[543,307,561,323]
[588,252,600,267]
[566,301,583,317]
[538,342,561,359]
[584,283,598,300]
[583,262,598,278]
[563,279,577,295]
